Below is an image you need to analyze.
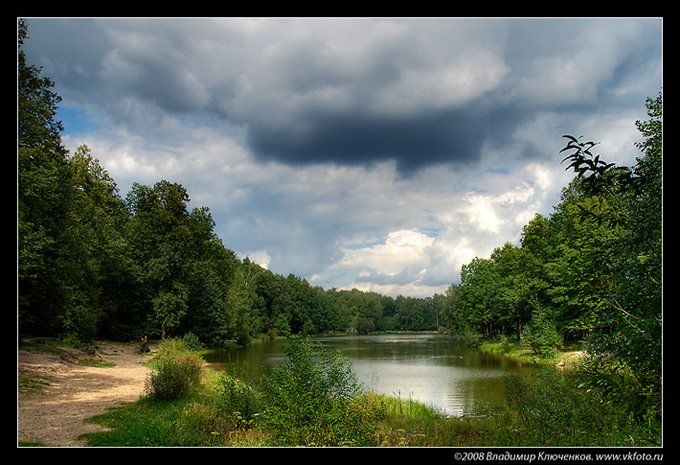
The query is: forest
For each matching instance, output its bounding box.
[445,93,662,425]
[18,18,662,445]
[18,20,444,347]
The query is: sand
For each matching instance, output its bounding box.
[18,341,152,446]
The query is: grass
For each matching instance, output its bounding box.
[18,339,70,356]
[18,373,53,393]
[82,395,204,446]
[355,393,500,447]
[77,338,497,447]
[18,440,46,447]
[77,358,116,368]
[479,338,584,367]
[81,362,261,447]
[82,343,223,447]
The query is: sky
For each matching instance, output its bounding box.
[21,17,662,297]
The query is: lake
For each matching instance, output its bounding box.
[203,333,538,416]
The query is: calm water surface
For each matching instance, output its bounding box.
[203,333,537,416]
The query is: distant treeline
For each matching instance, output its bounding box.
[18,20,443,346]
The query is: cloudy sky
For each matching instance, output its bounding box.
[22,17,662,297]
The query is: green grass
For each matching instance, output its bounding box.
[77,358,116,368]
[18,440,46,447]
[368,393,442,421]
[19,339,70,356]
[354,392,497,447]
[18,373,52,393]
[479,339,584,367]
[82,359,223,446]
[82,395,204,446]
[79,379,652,447]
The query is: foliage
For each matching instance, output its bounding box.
[216,371,263,428]
[492,369,657,446]
[521,300,563,358]
[18,20,661,445]
[182,332,205,351]
[259,337,377,446]
[146,339,203,401]
[172,402,234,446]
[445,93,662,427]
[19,20,439,346]
[156,337,190,354]
[455,328,482,348]
[348,315,375,334]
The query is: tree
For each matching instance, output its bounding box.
[18,19,72,336]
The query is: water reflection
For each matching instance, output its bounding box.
[203,333,536,416]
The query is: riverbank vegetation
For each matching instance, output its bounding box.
[441,93,662,434]
[19,19,661,447]
[81,337,658,447]
[477,338,584,368]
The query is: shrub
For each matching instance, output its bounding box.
[261,329,278,342]
[182,332,205,351]
[157,337,189,354]
[217,372,263,428]
[493,369,653,446]
[147,352,202,401]
[577,354,661,433]
[259,337,378,446]
[273,314,292,337]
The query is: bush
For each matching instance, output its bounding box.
[261,329,278,342]
[182,332,205,351]
[259,337,378,446]
[217,372,262,428]
[236,330,251,348]
[157,337,190,354]
[147,352,203,401]
[493,369,653,446]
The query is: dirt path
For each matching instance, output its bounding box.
[18,341,153,446]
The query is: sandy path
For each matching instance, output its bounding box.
[18,341,153,446]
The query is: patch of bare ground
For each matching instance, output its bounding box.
[18,340,153,447]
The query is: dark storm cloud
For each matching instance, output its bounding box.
[246,107,496,172]
[22,18,662,175]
